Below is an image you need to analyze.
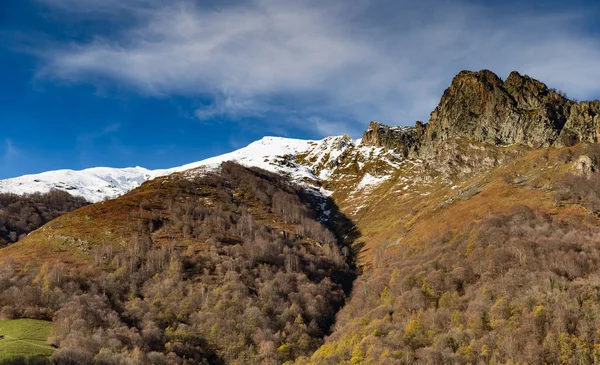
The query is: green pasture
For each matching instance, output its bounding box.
[0,319,54,362]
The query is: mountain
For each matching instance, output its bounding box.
[0,138,326,203]
[2,69,600,364]
[358,69,600,159]
[0,135,406,203]
[4,71,598,204]
[0,166,153,203]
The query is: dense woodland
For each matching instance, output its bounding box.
[300,172,600,364]
[0,162,354,364]
[0,190,88,246]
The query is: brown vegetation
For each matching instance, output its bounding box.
[5,140,600,365]
[0,190,88,246]
[303,205,600,364]
[0,162,355,364]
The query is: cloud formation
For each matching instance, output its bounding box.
[77,123,121,143]
[34,0,600,136]
[3,139,19,163]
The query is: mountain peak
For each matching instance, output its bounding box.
[361,70,597,160]
[504,70,527,86]
[424,69,573,149]
[452,69,504,87]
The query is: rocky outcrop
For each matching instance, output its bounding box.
[361,121,425,157]
[362,70,599,161]
[573,155,597,177]
[423,70,573,152]
[556,101,600,146]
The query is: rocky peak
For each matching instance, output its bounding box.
[423,69,572,152]
[504,71,547,92]
[361,121,425,157]
[454,69,504,89]
[359,69,598,166]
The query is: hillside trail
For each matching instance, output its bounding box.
[1,333,53,350]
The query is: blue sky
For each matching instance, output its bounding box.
[1,0,599,179]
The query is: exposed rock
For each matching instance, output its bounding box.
[573,155,596,178]
[422,139,523,177]
[421,70,573,157]
[556,101,600,146]
[359,70,599,174]
[361,121,424,157]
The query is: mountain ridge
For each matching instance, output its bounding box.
[0,135,401,204]
[365,70,600,159]
[3,69,597,205]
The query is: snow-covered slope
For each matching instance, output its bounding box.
[0,167,153,203]
[154,136,321,183]
[0,135,407,203]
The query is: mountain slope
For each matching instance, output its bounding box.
[299,144,600,365]
[0,162,356,364]
[0,166,152,203]
[0,136,383,203]
[0,190,88,246]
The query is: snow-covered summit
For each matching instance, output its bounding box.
[0,134,407,203]
[0,166,153,203]
[153,136,321,181]
[0,136,354,202]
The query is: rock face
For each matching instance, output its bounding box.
[557,101,600,146]
[424,70,572,149]
[573,155,597,177]
[361,121,425,157]
[361,69,599,161]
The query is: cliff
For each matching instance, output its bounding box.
[361,69,599,159]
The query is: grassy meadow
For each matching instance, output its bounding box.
[0,319,54,362]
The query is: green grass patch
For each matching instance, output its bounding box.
[0,319,54,361]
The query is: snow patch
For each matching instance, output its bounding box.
[0,136,342,203]
[355,173,390,191]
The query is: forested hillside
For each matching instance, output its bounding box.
[297,145,600,364]
[0,190,88,246]
[303,208,600,364]
[0,162,355,364]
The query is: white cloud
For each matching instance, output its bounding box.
[306,117,355,137]
[194,96,262,121]
[3,139,19,163]
[35,0,156,15]
[77,123,121,143]
[33,0,600,136]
